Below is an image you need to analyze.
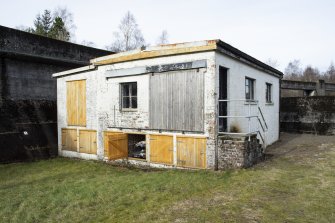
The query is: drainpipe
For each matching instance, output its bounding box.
[214,100,219,171]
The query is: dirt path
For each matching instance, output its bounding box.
[265,132,335,159]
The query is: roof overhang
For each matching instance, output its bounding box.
[90,40,217,66]
[52,39,283,78]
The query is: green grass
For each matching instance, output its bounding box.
[0,142,334,222]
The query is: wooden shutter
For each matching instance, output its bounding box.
[66,80,86,126]
[177,136,206,169]
[61,129,77,151]
[150,135,173,164]
[77,81,86,126]
[67,81,77,126]
[104,132,128,160]
[79,130,97,154]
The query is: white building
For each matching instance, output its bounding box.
[53,40,283,170]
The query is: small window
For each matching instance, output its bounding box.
[266,83,272,103]
[121,82,137,110]
[245,77,255,100]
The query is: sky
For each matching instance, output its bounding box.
[1,0,334,72]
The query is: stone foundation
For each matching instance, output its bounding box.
[218,135,264,169]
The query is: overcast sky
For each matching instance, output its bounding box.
[1,0,334,72]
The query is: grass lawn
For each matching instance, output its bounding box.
[0,133,334,222]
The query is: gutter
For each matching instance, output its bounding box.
[52,65,96,78]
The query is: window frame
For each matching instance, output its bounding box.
[120,82,138,111]
[266,82,273,104]
[245,77,255,101]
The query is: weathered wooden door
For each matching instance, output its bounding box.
[150,135,173,164]
[61,129,77,151]
[104,132,128,160]
[67,80,86,126]
[79,130,97,154]
[177,136,206,169]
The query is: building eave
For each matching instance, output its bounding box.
[216,40,284,77]
[90,40,218,65]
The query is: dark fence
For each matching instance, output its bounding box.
[280,96,335,135]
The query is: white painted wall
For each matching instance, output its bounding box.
[56,51,217,167]
[215,52,280,145]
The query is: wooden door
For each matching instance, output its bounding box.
[177,136,206,169]
[61,129,77,151]
[77,81,86,126]
[150,135,173,164]
[67,80,86,126]
[104,132,128,160]
[79,130,97,154]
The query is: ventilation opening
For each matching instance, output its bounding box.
[128,134,146,159]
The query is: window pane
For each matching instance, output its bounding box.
[122,84,129,96]
[131,97,137,108]
[131,83,137,96]
[122,97,130,108]
[250,80,254,99]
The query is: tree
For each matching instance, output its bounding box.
[81,40,96,47]
[302,66,320,82]
[284,59,303,80]
[18,8,74,41]
[49,17,70,41]
[324,62,335,83]
[156,30,169,45]
[264,58,279,69]
[53,6,76,41]
[108,11,146,52]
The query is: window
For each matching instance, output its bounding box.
[266,83,272,103]
[121,82,137,110]
[245,77,255,100]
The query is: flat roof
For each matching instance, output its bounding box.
[53,39,283,78]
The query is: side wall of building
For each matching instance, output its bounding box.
[215,52,280,145]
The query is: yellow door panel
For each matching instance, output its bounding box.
[61,129,77,151]
[105,133,128,160]
[79,130,97,154]
[77,80,86,126]
[150,135,173,164]
[177,136,206,169]
[66,80,86,126]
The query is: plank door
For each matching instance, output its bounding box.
[77,80,86,126]
[66,81,77,126]
[105,132,128,160]
[66,80,86,126]
[79,130,97,154]
[150,135,173,164]
[177,136,206,169]
[61,129,77,151]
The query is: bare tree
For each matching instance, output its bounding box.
[107,11,146,52]
[53,6,76,41]
[81,40,96,47]
[156,30,169,45]
[302,66,320,82]
[264,58,279,69]
[324,62,335,83]
[284,59,303,80]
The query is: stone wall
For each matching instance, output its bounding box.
[218,135,264,169]
[280,96,335,135]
